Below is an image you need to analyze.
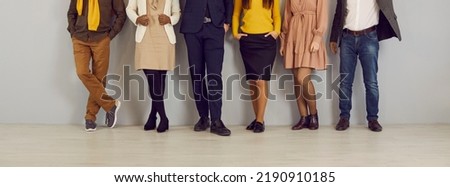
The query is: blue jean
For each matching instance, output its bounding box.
[339,30,379,121]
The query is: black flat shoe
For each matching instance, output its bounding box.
[246,119,256,130]
[253,121,265,133]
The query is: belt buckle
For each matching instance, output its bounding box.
[203,17,211,23]
[346,29,361,36]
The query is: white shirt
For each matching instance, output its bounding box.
[344,0,380,31]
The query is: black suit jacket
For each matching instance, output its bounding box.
[330,0,402,44]
[180,0,233,33]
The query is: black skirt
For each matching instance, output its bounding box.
[239,33,277,80]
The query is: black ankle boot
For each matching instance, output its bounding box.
[292,116,310,130]
[157,118,169,133]
[309,113,319,130]
[144,116,157,131]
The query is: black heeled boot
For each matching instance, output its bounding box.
[157,118,169,133]
[144,116,157,131]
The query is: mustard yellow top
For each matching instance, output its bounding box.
[232,0,281,37]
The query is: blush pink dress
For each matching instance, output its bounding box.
[281,0,328,70]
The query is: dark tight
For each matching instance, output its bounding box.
[143,69,168,122]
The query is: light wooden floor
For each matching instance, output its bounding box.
[0,123,449,166]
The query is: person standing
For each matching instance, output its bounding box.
[280,0,328,131]
[126,0,181,133]
[232,0,281,133]
[329,0,401,132]
[67,0,126,132]
[180,0,233,136]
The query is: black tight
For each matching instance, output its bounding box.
[143,69,168,121]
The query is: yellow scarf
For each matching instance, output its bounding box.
[76,0,100,31]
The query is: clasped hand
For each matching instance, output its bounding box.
[136,14,171,26]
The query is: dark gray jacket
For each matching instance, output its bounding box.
[330,0,402,44]
[180,0,233,34]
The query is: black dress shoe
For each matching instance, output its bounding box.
[368,120,382,132]
[308,113,319,130]
[335,117,349,131]
[144,116,157,131]
[253,121,265,133]
[246,119,256,130]
[292,116,310,130]
[210,119,231,136]
[194,116,210,131]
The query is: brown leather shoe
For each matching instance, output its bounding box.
[335,118,349,131]
[368,120,383,132]
[292,116,310,130]
[308,113,319,130]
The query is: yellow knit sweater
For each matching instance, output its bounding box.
[232,0,281,37]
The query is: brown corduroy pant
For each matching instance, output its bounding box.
[72,36,115,121]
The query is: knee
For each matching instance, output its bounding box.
[206,74,223,88]
[294,76,306,87]
[364,81,379,91]
[76,70,92,80]
[149,90,165,101]
[255,79,266,85]
[339,80,353,89]
[153,95,165,102]
[207,73,222,81]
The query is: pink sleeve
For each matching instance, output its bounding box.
[281,0,292,48]
[312,0,329,44]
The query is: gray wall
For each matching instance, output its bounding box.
[0,0,449,126]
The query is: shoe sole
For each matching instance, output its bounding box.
[246,120,256,130]
[85,128,96,132]
[194,127,209,132]
[157,129,169,133]
[110,100,121,128]
[144,127,156,131]
[194,124,210,132]
[369,128,382,132]
[210,131,231,136]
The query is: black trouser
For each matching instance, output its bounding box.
[183,23,225,121]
